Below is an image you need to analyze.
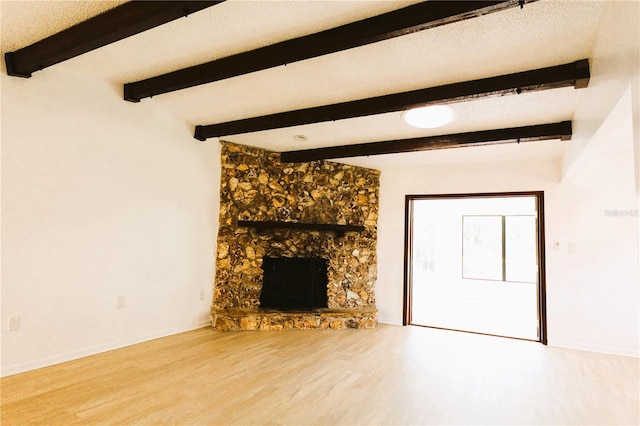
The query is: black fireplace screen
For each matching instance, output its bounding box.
[260,257,328,311]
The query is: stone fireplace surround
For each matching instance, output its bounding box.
[212,142,380,331]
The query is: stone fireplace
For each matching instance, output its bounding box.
[212,142,379,331]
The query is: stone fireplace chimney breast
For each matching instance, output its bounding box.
[211,142,379,331]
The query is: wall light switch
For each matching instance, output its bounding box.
[568,243,577,254]
[117,296,126,309]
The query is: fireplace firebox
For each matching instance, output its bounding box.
[260,257,328,311]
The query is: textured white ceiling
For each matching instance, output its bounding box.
[0,1,127,51]
[1,0,605,170]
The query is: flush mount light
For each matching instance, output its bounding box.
[293,134,308,142]
[402,105,456,129]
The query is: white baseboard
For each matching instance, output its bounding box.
[0,320,212,378]
[548,339,640,358]
[377,316,403,326]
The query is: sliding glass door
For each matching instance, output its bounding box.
[405,193,546,342]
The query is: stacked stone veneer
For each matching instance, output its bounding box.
[212,142,380,331]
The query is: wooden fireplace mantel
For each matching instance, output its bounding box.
[237,220,364,237]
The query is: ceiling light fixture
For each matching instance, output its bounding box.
[293,134,307,141]
[402,105,456,129]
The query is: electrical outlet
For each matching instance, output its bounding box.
[200,290,205,301]
[9,316,21,331]
[117,296,126,309]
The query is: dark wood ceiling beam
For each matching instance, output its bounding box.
[280,121,572,162]
[4,1,223,78]
[123,0,533,102]
[194,60,589,140]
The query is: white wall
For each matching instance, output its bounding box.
[566,0,639,188]
[376,102,639,356]
[550,91,639,356]
[1,65,220,376]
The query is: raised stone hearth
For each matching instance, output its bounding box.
[212,142,380,331]
[212,307,378,331]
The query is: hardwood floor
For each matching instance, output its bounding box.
[1,324,638,425]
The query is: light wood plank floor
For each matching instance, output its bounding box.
[1,324,638,425]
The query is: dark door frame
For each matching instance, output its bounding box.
[402,191,547,344]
